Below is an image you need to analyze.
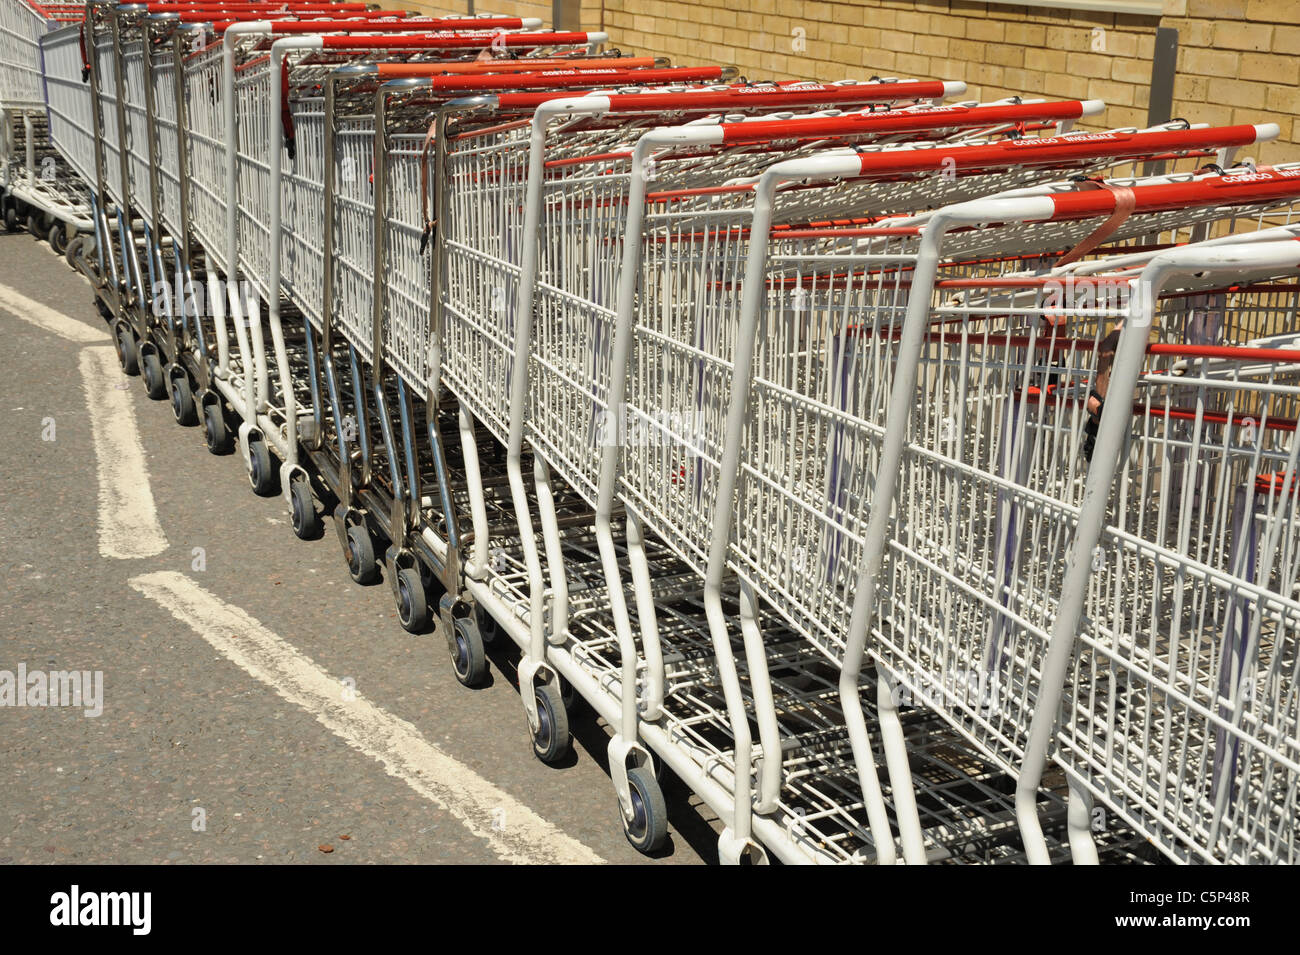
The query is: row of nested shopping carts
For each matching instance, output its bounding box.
[4,0,1298,864]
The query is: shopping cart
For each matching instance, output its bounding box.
[0,0,91,246]
[783,163,1300,863]
[994,219,1300,864]
[494,113,1265,860]
[428,78,1020,859]
[228,31,625,527]
[306,62,730,640]
[428,85,1248,862]
[160,14,606,495]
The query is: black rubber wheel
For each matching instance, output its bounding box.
[247,436,278,496]
[345,523,378,584]
[49,223,68,255]
[395,566,429,633]
[289,480,321,540]
[116,326,139,376]
[3,206,18,232]
[202,401,232,454]
[622,765,668,854]
[530,682,570,765]
[141,350,167,400]
[169,373,197,426]
[26,213,39,236]
[449,615,487,688]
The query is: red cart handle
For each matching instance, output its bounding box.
[1047,165,1300,220]
[853,124,1276,177]
[409,64,727,247]
[718,99,1102,144]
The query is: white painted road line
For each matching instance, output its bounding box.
[80,346,169,559]
[0,281,110,344]
[129,571,606,866]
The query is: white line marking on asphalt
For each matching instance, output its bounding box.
[80,347,168,559]
[129,571,605,865]
[0,281,110,343]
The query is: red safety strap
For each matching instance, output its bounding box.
[1052,178,1137,269]
[79,15,90,81]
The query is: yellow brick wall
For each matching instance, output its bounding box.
[404,0,1300,164]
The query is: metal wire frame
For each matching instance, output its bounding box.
[0,106,92,224]
[0,0,81,111]
[1024,258,1300,864]
[822,174,1300,865]
[437,83,1000,862]
[0,0,86,226]
[35,23,96,183]
[30,3,1268,867]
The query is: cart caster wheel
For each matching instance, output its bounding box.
[395,567,428,633]
[169,373,197,426]
[49,223,67,255]
[202,401,231,454]
[141,351,167,400]
[622,765,668,854]
[247,436,278,496]
[27,214,39,236]
[449,615,487,688]
[345,524,378,584]
[116,327,139,376]
[531,683,570,765]
[289,480,321,540]
[3,207,17,232]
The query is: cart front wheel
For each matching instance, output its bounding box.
[116,327,139,376]
[289,480,321,540]
[531,683,570,765]
[141,350,166,400]
[450,615,487,688]
[396,567,429,633]
[345,524,378,585]
[622,765,668,854]
[247,436,278,496]
[169,373,197,426]
[203,401,231,454]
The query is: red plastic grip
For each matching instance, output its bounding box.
[854,125,1270,177]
